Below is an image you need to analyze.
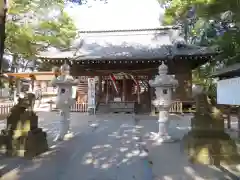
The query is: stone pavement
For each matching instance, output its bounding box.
[0,113,238,180]
[1,114,150,180]
[0,112,95,147]
[138,115,230,180]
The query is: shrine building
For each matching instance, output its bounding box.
[38,27,216,113]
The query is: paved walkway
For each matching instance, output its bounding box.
[139,115,233,180]
[0,114,239,180]
[1,114,149,180]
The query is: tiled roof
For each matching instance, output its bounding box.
[37,28,215,60]
[211,63,240,77]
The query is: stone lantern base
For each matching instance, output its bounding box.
[150,131,179,144]
[0,106,48,158]
[182,93,240,165]
[0,127,48,158]
[150,106,179,144]
[182,130,240,165]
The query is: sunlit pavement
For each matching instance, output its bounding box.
[139,115,230,180]
[0,113,238,180]
[1,114,150,180]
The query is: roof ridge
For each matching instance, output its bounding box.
[77,26,180,34]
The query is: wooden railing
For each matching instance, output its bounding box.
[71,102,88,112]
[169,101,183,114]
[0,103,15,119]
[0,104,14,114]
[0,101,183,114]
[69,101,184,114]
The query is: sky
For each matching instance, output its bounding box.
[65,0,164,31]
[5,0,164,72]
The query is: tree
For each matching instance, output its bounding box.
[5,0,77,71]
[161,0,240,95]
[162,0,240,24]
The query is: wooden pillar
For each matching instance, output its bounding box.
[173,60,192,101]
[98,76,102,101]
[16,78,21,94]
[14,78,21,104]
[105,80,109,104]
[238,107,240,138]
[99,76,102,93]
[122,77,126,101]
[137,77,140,104]
[30,76,35,92]
[148,75,154,114]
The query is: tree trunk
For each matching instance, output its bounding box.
[226,106,231,129]
[238,107,240,138]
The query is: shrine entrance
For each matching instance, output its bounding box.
[96,74,151,113]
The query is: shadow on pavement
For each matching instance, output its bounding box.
[0,155,34,179]
[139,116,238,180]
[0,114,238,180]
[1,116,149,180]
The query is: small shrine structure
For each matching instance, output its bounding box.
[211,63,240,136]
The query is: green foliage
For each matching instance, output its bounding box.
[162,0,240,96]
[5,0,77,70]
[37,11,77,48]
[162,0,240,24]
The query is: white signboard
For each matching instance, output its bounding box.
[72,86,77,99]
[88,78,96,108]
[217,77,240,105]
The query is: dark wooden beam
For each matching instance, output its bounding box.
[41,54,213,69]
[71,69,157,76]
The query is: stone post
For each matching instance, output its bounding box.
[149,62,178,143]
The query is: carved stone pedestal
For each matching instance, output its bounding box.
[183,130,239,165]
[183,91,240,166]
[0,94,48,158]
[0,128,48,158]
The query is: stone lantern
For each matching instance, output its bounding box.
[149,62,178,143]
[51,63,78,141]
[192,84,204,96]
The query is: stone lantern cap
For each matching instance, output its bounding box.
[158,62,168,74]
[192,84,204,97]
[149,62,178,88]
[51,63,78,86]
[60,63,70,74]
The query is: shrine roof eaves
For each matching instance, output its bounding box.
[211,63,240,78]
[37,28,216,61]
